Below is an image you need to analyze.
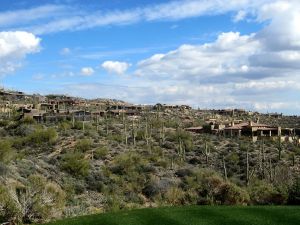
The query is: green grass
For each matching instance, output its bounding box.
[44,206,300,225]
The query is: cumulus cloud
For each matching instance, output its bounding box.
[102,61,130,75]
[122,0,300,113]
[0,31,40,75]
[2,0,300,114]
[80,67,94,76]
[135,0,300,84]
[256,1,300,51]
[57,0,300,114]
[135,32,260,82]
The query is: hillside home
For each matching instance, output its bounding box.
[185,126,204,133]
[224,121,281,141]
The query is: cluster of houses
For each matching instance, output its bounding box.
[186,120,300,143]
[1,89,299,143]
[1,90,193,122]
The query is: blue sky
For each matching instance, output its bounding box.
[1,0,300,114]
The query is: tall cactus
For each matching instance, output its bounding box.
[132,120,136,146]
[105,113,109,136]
[246,149,249,185]
[205,141,209,164]
[278,136,282,161]
[223,156,227,180]
[123,112,128,146]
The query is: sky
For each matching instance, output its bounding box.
[0,0,300,115]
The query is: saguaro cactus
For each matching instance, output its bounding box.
[246,150,249,185]
[278,136,282,161]
[223,156,227,180]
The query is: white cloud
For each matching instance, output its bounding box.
[253,102,300,112]
[0,0,274,35]
[32,74,45,80]
[80,67,94,76]
[101,61,130,75]
[60,47,71,55]
[135,32,260,82]
[233,10,247,22]
[256,0,300,50]
[0,31,40,75]
[0,5,67,27]
[2,0,300,114]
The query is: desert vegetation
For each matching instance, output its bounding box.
[1,98,300,224]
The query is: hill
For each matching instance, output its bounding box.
[1,89,300,224]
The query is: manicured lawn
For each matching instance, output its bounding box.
[44,206,300,225]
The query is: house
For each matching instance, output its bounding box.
[107,109,139,117]
[39,103,57,111]
[185,126,203,133]
[92,110,106,117]
[107,109,126,116]
[224,121,281,141]
[153,103,180,110]
[22,109,46,122]
[70,110,92,121]
[268,113,283,118]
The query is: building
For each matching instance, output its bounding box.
[185,126,203,133]
[224,121,281,141]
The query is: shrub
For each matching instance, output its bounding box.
[75,139,93,152]
[164,186,185,205]
[58,121,72,132]
[248,180,285,205]
[85,172,105,192]
[61,152,90,177]
[111,152,145,175]
[142,182,160,199]
[216,182,250,205]
[167,129,194,151]
[288,177,300,205]
[16,175,66,224]
[0,185,20,223]
[0,140,15,164]
[108,134,123,143]
[21,117,36,124]
[27,128,57,146]
[1,176,65,224]
[194,169,249,205]
[94,147,109,160]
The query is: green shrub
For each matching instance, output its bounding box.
[61,152,90,177]
[0,140,15,164]
[1,175,65,224]
[194,169,249,205]
[0,185,20,223]
[167,129,194,151]
[94,147,109,160]
[164,186,185,205]
[108,134,123,143]
[21,117,36,124]
[217,182,250,205]
[58,121,72,132]
[288,177,300,205]
[248,180,285,205]
[27,128,57,145]
[17,175,66,224]
[75,139,93,152]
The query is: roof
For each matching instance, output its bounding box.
[225,122,278,130]
[185,126,203,130]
